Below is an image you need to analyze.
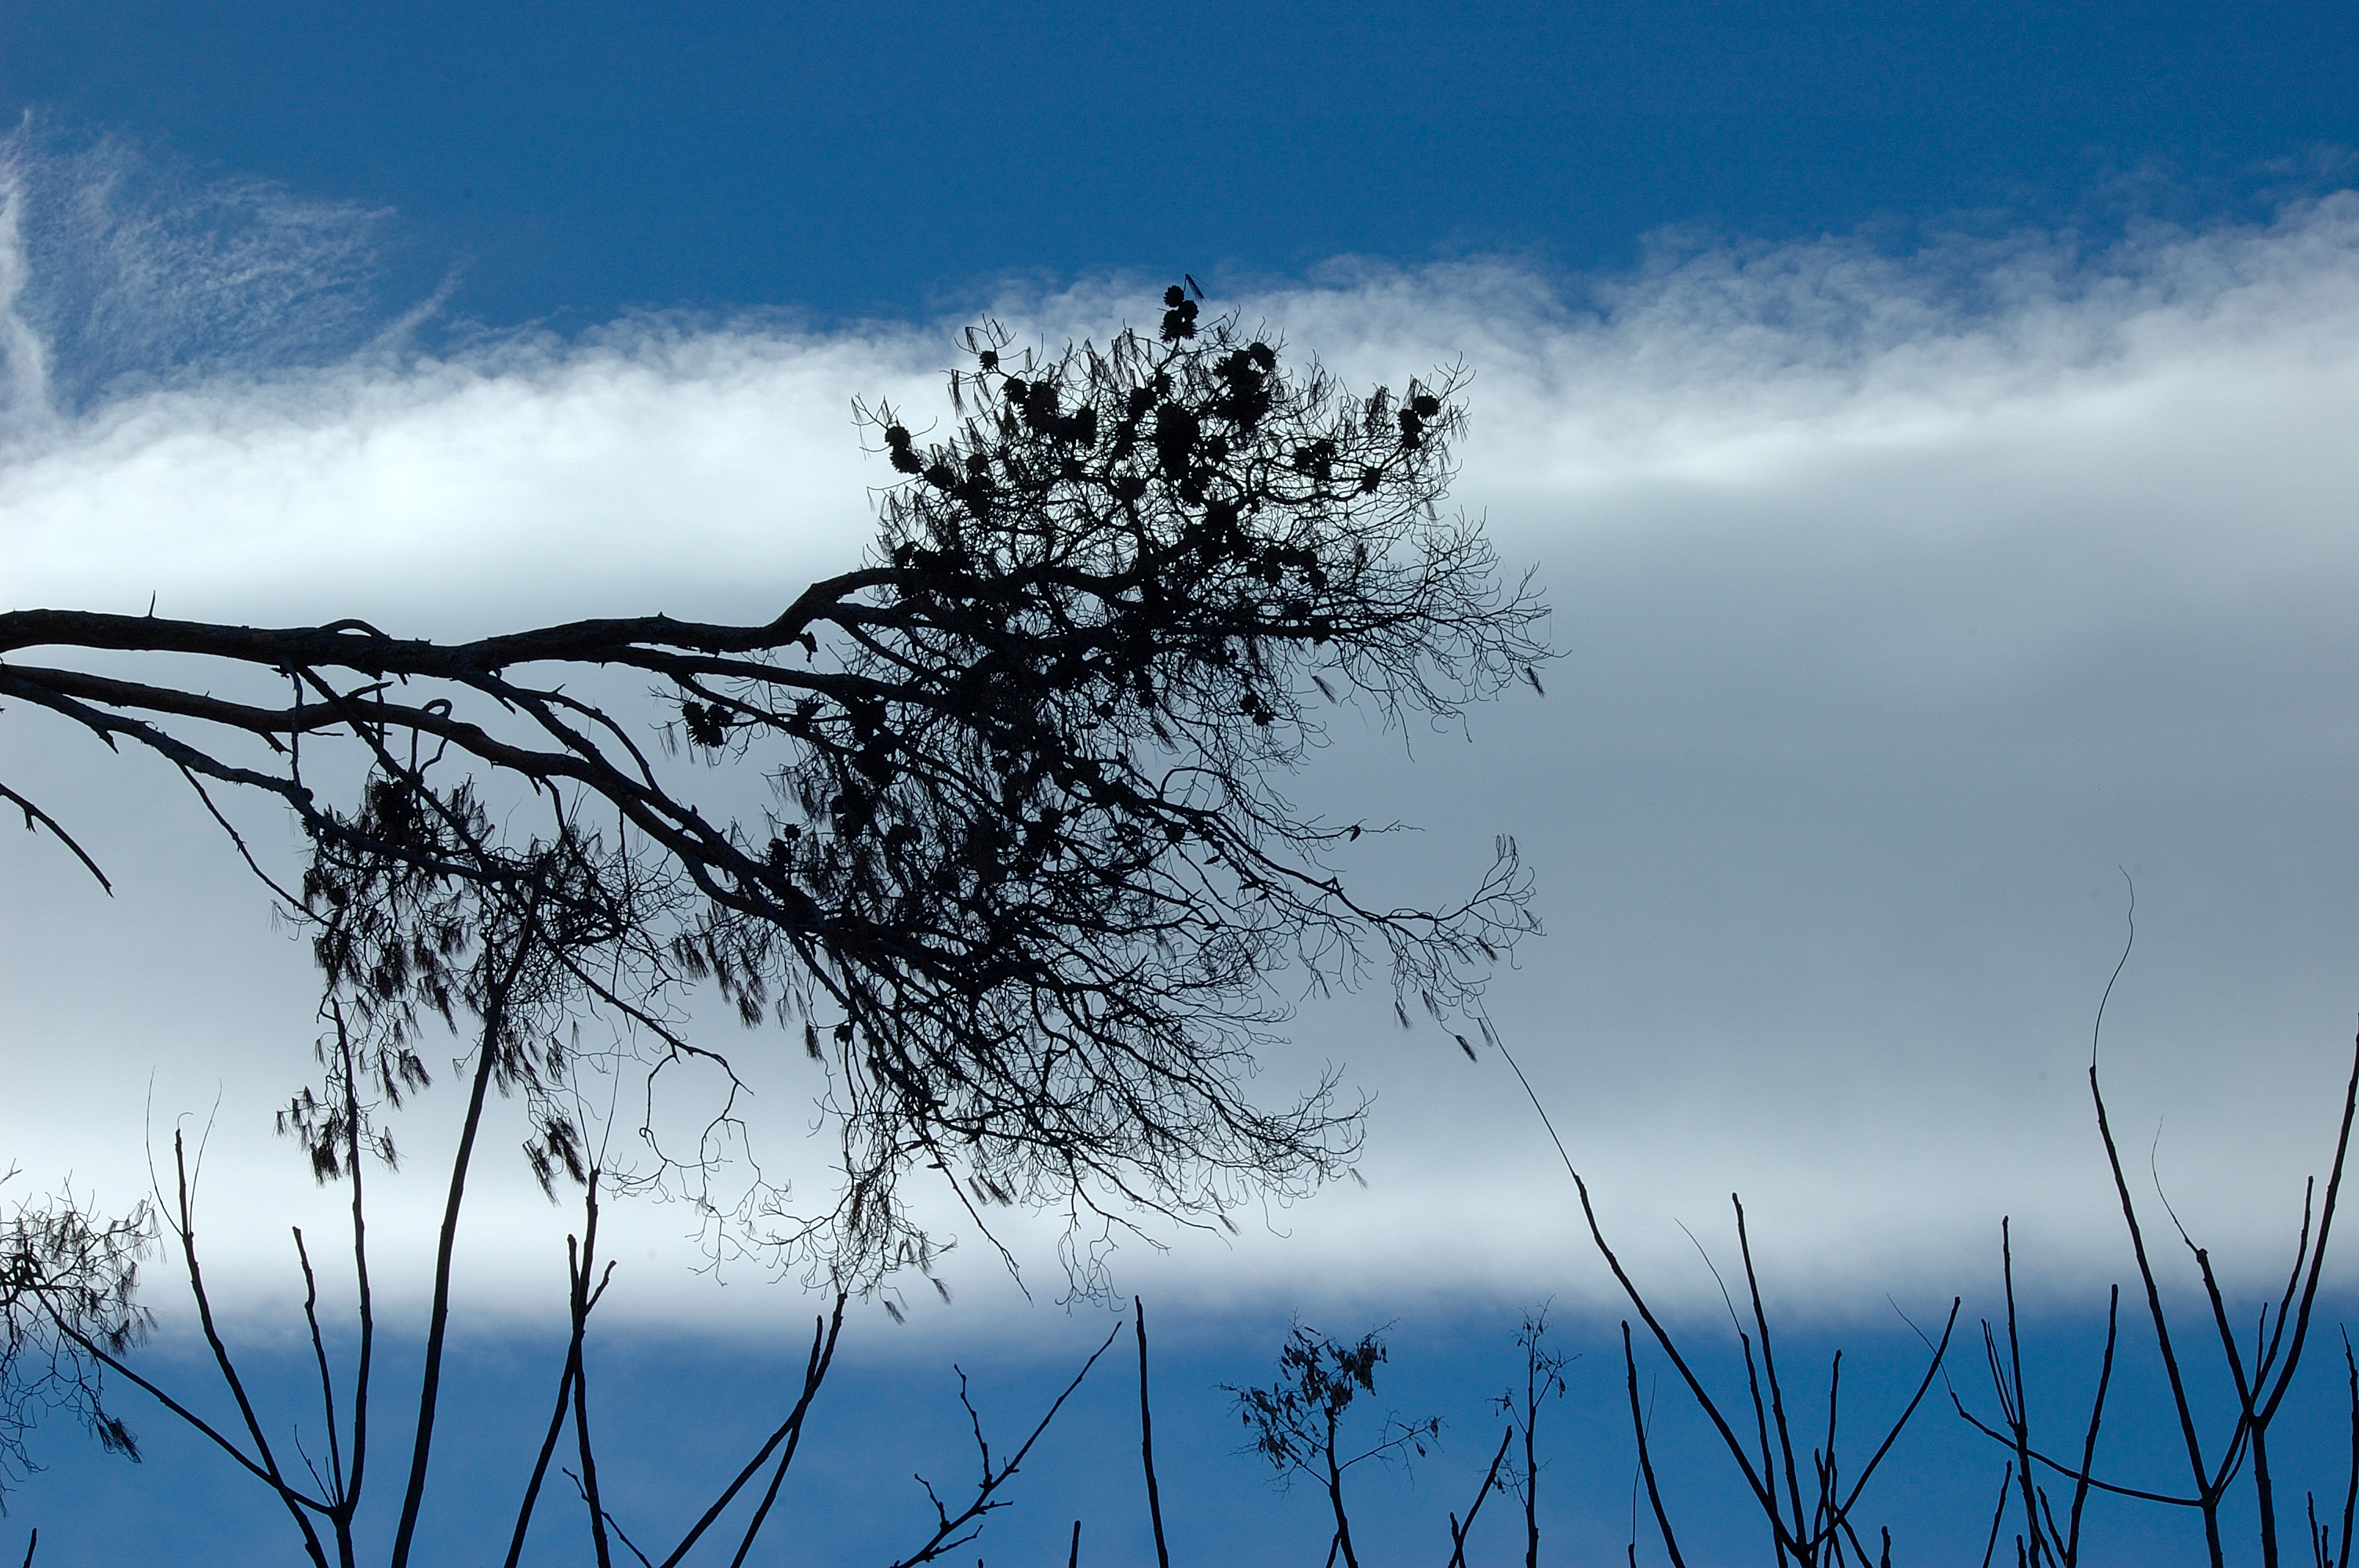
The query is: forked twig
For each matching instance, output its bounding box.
[885,1320,1125,1568]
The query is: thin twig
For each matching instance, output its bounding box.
[1623,1324,1688,1568]
[2063,1285,2120,1566]
[722,1294,849,1568]
[1136,1298,1172,1568]
[1979,1463,2014,1568]
[658,1292,847,1568]
[169,1132,334,1568]
[885,1322,1125,1568]
[0,780,111,892]
[388,887,544,1568]
[1447,1425,1514,1568]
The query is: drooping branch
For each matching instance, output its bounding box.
[0,1173,154,1502]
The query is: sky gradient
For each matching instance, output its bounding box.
[5,7,2359,1563]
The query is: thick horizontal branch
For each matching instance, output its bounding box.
[0,575,896,675]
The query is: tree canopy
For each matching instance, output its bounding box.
[0,285,1550,1288]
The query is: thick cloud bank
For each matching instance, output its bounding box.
[5,147,2359,1338]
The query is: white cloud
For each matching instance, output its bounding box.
[6,174,2359,1347]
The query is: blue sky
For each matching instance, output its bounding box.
[5,1,2357,329]
[6,5,2359,1564]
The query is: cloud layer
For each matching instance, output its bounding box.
[7,156,2359,1341]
